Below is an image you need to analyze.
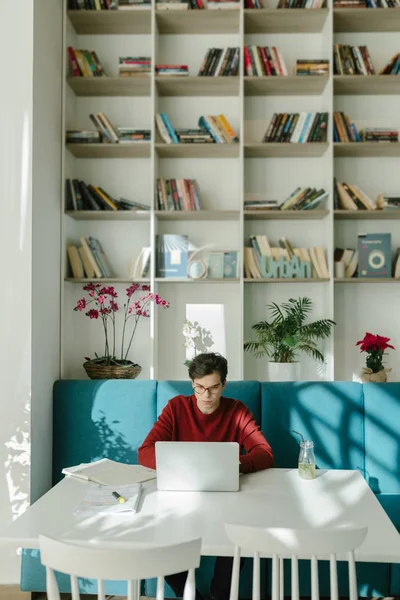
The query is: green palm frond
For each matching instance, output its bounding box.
[244,296,335,363]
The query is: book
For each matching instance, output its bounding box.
[75,483,143,515]
[62,458,156,485]
[358,233,392,278]
[156,234,189,278]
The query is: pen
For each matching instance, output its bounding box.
[112,490,126,504]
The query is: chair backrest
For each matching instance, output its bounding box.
[39,534,201,600]
[224,524,368,600]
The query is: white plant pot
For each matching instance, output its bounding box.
[268,362,301,382]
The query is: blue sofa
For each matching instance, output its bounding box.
[21,380,400,597]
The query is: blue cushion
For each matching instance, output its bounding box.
[52,380,157,484]
[261,382,364,470]
[364,383,400,494]
[157,380,261,423]
[20,548,132,595]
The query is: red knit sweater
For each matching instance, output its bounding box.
[138,395,274,474]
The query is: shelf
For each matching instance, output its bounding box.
[334,142,400,158]
[334,75,400,96]
[65,278,150,284]
[155,210,240,220]
[156,9,240,34]
[67,9,151,34]
[67,76,151,97]
[156,76,239,97]
[245,142,329,158]
[244,209,329,220]
[65,210,150,220]
[155,278,240,283]
[244,278,330,283]
[244,75,329,97]
[334,278,400,283]
[66,143,151,158]
[244,8,329,33]
[155,143,240,158]
[333,8,400,33]
[334,210,400,220]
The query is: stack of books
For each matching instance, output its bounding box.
[244,235,329,280]
[333,45,375,75]
[380,53,400,75]
[156,0,189,9]
[207,0,240,8]
[156,65,189,76]
[245,0,263,6]
[333,111,360,143]
[156,113,239,144]
[279,187,328,210]
[334,179,376,211]
[360,128,399,143]
[66,130,101,144]
[117,128,151,143]
[198,48,239,76]
[65,178,150,212]
[67,237,113,279]
[119,57,151,77]
[244,197,279,211]
[244,46,288,77]
[156,179,201,211]
[263,112,328,144]
[295,60,329,76]
[119,0,151,8]
[68,47,106,77]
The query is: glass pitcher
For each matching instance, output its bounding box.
[298,440,316,480]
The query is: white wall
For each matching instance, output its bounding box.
[0,0,34,584]
[31,0,63,503]
[0,0,62,583]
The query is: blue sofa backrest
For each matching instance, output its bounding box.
[261,382,365,471]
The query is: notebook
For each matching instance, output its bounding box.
[62,458,156,485]
[75,483,143,515]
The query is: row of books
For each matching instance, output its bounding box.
[68,47,106,78]
[263,112,328,144]
[244,238,329,280]
[335,234,399,279]
[333,45,375,76]
[334,180,376,211]
[67,237,113,279]
[333,111,359,143]
[277,0,326,7]
[156,113,238,144]
[119,57,150,77]
[156,179,201,211]
[68,0,116,9]
[65,179,150,212]
[129,247,151,279]
[156,0,239,8]
[199,48,239,77]
[244,46,288,77]
[381,53,400,75]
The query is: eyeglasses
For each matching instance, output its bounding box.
[193,383,222,395]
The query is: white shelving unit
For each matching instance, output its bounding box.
[61,2,400,383]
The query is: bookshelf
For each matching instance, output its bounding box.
[61,2,400,384]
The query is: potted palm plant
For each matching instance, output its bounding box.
[244,297,335,381]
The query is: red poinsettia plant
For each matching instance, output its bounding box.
[74,283,169,366]
[356,332,395,373]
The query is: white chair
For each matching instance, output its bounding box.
[39,534,201,600]
[224,524,368,600]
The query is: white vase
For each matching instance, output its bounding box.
[268,362,301,382]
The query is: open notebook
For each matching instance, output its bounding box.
[62,458,156,486]
[75,483,143,515]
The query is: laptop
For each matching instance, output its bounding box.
[155,441,240,492]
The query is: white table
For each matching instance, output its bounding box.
[1,469,399,562]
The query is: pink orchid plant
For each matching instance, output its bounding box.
[74,283,169,365]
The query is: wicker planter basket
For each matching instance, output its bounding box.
[83,360,142,380]
[360,367,391,383]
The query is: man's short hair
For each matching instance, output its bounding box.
[188,353,228,383]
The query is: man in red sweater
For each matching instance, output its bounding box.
[138,353,274,600]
